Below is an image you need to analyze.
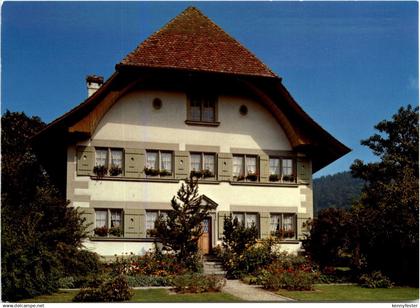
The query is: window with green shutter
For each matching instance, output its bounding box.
[189,152,216,179]
[93,208,124,237]
[92,147,124,177]
[144,150,173,177]
[145,210,169,238]
[232,154,258,182]
[267,156,296,183]
[269,213,297,240]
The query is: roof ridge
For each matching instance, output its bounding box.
[184,7,278,78]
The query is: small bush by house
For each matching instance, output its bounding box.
[359,271,394,289]
[172,273,226,293]
[126,275,173,287]
[73,275,133,302]
[256,254,318,291]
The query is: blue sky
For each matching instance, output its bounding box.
[2,1,418,177]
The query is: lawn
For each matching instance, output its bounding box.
[19,289,242,303]
[277,284,419,301]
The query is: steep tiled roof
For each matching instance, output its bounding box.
[119,7,277,78]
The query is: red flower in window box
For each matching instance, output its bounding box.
[94,226,109,236]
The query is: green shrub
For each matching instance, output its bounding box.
[62,250,103,278]
[73,275,133,302]
[222,215,258,255]
[73,274,110,288]
[259,270,317,291]
[172,273,226,293]
[126,275,173,287]
[316,267,356,284]
[218,217,266,278]
[255,252,318,291]
[58,277,75,289]
[218,239,277,278]
[359,271,394,288]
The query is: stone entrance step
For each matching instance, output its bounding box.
[203,255,226,275]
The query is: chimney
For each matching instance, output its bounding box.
[86,75,104,97]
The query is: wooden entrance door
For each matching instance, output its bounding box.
[198,218,211,254]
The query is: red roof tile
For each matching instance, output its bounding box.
[119,7,277,78]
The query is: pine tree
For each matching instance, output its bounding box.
[152,175,217,270]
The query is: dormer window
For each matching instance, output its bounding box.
[186,93,220,126]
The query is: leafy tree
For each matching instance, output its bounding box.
[222,215,258,255]
[305,105,419,286]
[217,215,259,278]
[350,105,419,285]
[1,111,93,301]
[303,208,353,270]
[152,175,217,271]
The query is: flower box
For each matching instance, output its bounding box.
[93,165,108,177]
[94,226,109,237]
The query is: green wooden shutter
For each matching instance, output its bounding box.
[174,151,190,180]
[297,213,311,240]
[297,158,311,184]
[77,207,95,235]
[217,211,230,239]
[124,209,146,238]
[260,212,271,238]
[124,148,145,178]
[76,146,95,176]
[217,153,232,181]
[259,154,269,183]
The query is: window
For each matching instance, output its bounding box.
[282,159,294,182]
[110,209,122,228]
[145,150,173,176]
[187,94,218,124]
[190,153,216,178]
[233,212,259,234]
[94,209,123,237]
[95,148,108,167]
[232,155,258,181]
[268,157,295,182]
[282,159,293,176]
[94,148,123,176]
[270,213,296,239]
[111,150,123,169]
[269,158,280,177]
[95,209,108,228]
[146,210,169,237]
[146,151,158,170]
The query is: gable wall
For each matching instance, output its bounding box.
[91,89,292,151]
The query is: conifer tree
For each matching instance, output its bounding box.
[152,175,217,270]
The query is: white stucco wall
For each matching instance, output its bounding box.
[69,89,312,255]
[91,90,292,152]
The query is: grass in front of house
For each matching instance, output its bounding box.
[277,284,419,301]
[19,289,242,303]
[19,290,79,303]
[130,289,242,302]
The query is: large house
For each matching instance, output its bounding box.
[34,7,350,257]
